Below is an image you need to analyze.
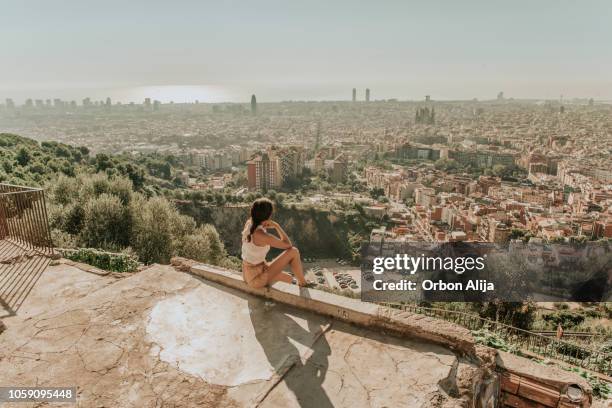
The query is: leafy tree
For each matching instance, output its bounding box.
[16,148,31,166]
[369,187,385,199]
[95,153,113,172]
[472,301,536,330]
[492,164,506,177]
[80,193,130,249]
[434,158,459,172]
[542,311,585,329]
[2,161,13,173]
[118,163,145,189]
[508,228,526,240]
[130,196,195,264]
[178,224,226,265]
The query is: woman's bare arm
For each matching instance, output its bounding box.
[252,228,292,249]
[266,221,292,246]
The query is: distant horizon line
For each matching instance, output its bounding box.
[1,83,609,105]
[3,96,608,106]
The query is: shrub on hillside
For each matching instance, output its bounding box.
[542,311,585,329]
[48,172,230,266]
[61,248,139,273]
[472,301,536,330]
[130,195,181,264]
[178,224,226,265]
[80,193,131,250]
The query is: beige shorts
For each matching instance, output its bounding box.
[242,261,271,288]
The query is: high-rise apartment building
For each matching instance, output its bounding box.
[330,153,348,183]
[247,146,304,190]
[365,88,370,102]
[247,153,278,191]
[415,107,435,124]
[352,88,356,102]
[314,152,325,174]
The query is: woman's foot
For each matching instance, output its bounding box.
[298,279,316,288]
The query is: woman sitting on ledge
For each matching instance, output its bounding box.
[241,198,308,288]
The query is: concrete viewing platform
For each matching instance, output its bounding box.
[0,258,598,407]
[0,262,480,407]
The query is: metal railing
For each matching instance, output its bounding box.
[0,183,53,255]
[379,302,612,376]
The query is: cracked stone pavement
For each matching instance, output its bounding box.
[0,264,468,407]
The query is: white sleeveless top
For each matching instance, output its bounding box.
[241,225,270,265]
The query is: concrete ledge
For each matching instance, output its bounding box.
[171,257,477,357]
[60,259,111,276]
[496,351,592,407]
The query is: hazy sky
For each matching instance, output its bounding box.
[2,0,611,102]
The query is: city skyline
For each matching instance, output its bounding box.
[2,0,612,103]
[2,86,609,107]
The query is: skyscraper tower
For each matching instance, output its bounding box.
[352,88,356,102]
[365,88,370,102]
[314,117,322,152]
[251,94,257,114]
[425,95,431,102]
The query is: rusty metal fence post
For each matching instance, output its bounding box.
[0,183,54,256]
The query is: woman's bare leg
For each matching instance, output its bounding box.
[266,247,307,286]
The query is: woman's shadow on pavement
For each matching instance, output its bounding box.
[248,295,334,408]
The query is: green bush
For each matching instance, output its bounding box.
[61,248,139,272]
[0,134,235,267]
[555,341,590,360]
[542,311,585,329]
[80,193,130,250]
[48,172,232,265]
[131,195,188,264]
[178,224,226,265]
[472,301,536,330]
[472,327,519,353]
